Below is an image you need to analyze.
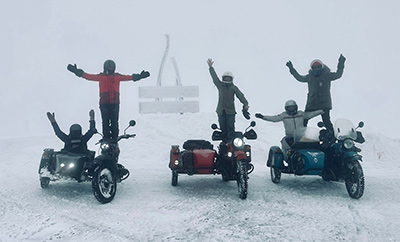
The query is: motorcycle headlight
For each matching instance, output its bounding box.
[101,143,110,151]
[343,139,354,149]
[233,138,244,148]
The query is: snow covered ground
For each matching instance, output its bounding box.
[1,113,399,241]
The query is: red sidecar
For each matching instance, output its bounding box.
[169,140,217,186]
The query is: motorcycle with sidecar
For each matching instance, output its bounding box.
[266,118,365,199]
[169,121,257,199]
[39,120,136,203]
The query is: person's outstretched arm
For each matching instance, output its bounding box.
[47,112,69,142]
[286,61,308,83]
[207,58,222,88]
[327,54,346,81]
[82,109,97,142]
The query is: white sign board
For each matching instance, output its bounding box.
[139,101,199,114]
[138,86,200,114]
[139,86,199,99]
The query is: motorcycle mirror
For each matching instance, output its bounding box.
[129,120,136,127]
[250,121,256,127]
[317,121,325,128]
[357,121,364,128]
[211,123,218,130]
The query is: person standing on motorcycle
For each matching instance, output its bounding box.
[255,100,323,158]
[67,60,150,140]
[286,54,346,133]
[207,58,250,141]
[46,109,97,154]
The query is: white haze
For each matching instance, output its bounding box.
[1,1,400,241]
[1,0,399,139]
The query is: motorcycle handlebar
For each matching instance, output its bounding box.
[96,134,136,144]
[117,134,136,141]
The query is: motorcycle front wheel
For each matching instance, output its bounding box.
[237,160,248,199]
[92,163,117,203]
[345,160,365,199]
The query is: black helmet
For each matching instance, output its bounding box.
[103,59,116,75]
[69,124,82,138]
[285,100,298,115]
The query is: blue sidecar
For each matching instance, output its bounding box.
[266,119,365,199]
[267,127,325,182]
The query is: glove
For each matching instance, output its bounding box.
[140,70,150,79]
[67,64,84,77]
[47,112,56,123]
[132,70,150,81]
[286,61,293,69]
[89,109,95,121]
[255,113,264,119]
[242,107,250,120]
[286,61,295,74]
[338,54,346,69]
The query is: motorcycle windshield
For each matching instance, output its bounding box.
[294,127,320,143]
[334,118,357,140]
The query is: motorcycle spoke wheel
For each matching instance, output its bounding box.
[270,167,281,184]
[237,160,248,199]
[345,160,365,199]
[92,165,117,203]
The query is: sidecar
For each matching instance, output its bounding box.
[169,139,217,186]
[38,148,95,188]
[266,127,325,183]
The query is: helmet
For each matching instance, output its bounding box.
[310,59,324,77]
[222,71,234,83]
[103,59,116,75]
[285,100,298,115]
[310,59,324,69]
[69,124,82,138]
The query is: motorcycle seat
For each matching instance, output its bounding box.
[183,140,213,150]
[291,142,320,150]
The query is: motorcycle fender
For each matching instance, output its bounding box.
[93,154,114,167]
[169,146,181,170]
[39,148,55,174]
[267,146,284,168]
[344,152,363,162]
[235,151,247,161]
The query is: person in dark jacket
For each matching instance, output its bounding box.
[207,58,249,140]
[286,54,346,132]
[47,109,97,154]
[67,60,150,140]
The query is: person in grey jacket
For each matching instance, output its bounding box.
[207,58,249,140]
[286,54,346,132]
[255,100,323,158]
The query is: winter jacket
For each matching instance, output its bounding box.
[209,67,248,115]
[81,73,134,104]
[289,65,344,111]
[51,120,97,154]
[261,110,323,137]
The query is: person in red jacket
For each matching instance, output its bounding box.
[67,60,150,140]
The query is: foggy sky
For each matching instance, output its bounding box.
[1,0,399,138]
